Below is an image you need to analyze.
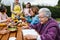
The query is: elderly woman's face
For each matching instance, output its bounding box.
[39,12,48,24]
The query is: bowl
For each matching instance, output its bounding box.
[8,26,17,32]
[9,37,16,40]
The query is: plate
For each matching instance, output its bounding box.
[9,37,16,40]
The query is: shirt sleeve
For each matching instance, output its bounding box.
[0,13,8,23]
[25,16,32,23]
[40,27,57,40]
[10,3,16,14]
[5,13,8,18]
[29,23,38,30]
[0,19,7,23]
[20,2,23,11]
[0,15,7,23]
[31,15,39,25]
[10,3,13,12]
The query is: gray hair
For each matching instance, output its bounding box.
[38,8,51,18]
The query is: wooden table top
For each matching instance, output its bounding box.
[0,24,37,40]
[0,26,23,40]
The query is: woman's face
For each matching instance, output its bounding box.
[29,9,35,16]
[15,0,19,3]
[39,12,48,24]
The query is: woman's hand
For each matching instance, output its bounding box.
[12,11,17,15]
[6,18,12,22]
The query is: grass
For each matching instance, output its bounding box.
[56,18,60,22]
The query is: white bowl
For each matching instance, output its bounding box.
[9,37,16,40]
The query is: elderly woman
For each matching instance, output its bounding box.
[24,8,59,40]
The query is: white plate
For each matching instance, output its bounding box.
[9,37,16,40]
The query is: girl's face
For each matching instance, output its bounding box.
[26,4,30,8]
[29,9,35,16]
[1,8,7,14]
[32,8,36,13]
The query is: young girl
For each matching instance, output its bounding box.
[0,5,10,34]
[0,5,11,23]
[23,2,31,16]
[26,6,40,25]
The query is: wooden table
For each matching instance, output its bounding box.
[0,25,37,40]
[0,26,23,40]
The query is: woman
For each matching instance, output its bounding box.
[0,5,10,34]
[25,6,39,25]
[23,2,31,16]
[23,8,60,40]
[11,0,23,19]
[0,5,11,23]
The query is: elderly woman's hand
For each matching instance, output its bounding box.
[22,26,29,29]
[17,23,29,29]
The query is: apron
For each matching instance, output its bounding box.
[11,4,21,19]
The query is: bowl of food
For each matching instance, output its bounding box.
[7,26,17,32]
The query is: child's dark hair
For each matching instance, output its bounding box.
[27,2,31,8]
[0,5,6,12]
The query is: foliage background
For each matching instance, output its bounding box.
[0,0,60,18]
